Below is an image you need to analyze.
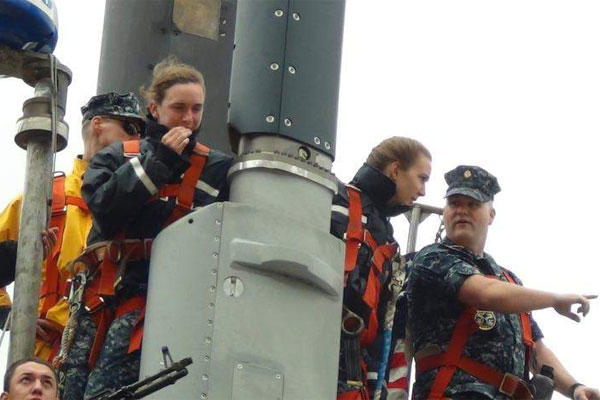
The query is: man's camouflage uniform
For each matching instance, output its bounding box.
[407,240,544,399]
[61,114,232,399]
[406,166,543,399]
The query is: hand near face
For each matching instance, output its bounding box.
[161,126,192,155]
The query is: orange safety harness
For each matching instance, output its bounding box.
[38,173,89,360]
[75,139,210,369]
[417,271,534,400]
[340,185,398,400]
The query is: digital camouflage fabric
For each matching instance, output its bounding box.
[80,92,145,129]
[406,239,543,399]
[444,165,501,203]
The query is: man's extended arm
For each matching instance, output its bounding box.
[532,339,599,400]
[457,274,596,321]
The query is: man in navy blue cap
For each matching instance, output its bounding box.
[406,165,599,400]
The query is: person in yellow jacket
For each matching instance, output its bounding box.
[0,92,145,361]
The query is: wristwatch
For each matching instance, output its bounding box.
[569,383,584,399]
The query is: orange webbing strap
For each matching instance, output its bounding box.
[40,176,67,316]
[87,295,146,369]
[41,190,90,310]
[65,195,89,212]
[418,353,532,399]
[88,307,113,369]
[359,236,398,347]
[157,184,180,198]
[502,271,534,366]
[123,140,141,157]
[162,143,209,227]
[344,186,364,279]
[422,271,535,399]
[123,296,146,354]
[426,307,478,399]
[81,238,153,312]
[337,388,369,400]
[51,174,66,215]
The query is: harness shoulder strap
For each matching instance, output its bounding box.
[423,271,535,399]
[50,174,66,215]
[193,142,210,156]
[427,307,478,398]
[40,175,68,315]
[502,270,534,368]
[161,142,210,227]
[344,185,364,277]
[123,140,141,158]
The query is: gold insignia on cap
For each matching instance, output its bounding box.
[464,170,472,179]
[474,310,496,331]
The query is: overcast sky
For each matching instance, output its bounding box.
[0,1,598,397]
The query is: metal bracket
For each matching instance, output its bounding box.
[404,203,443,253]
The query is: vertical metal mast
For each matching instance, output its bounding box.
[97,0,236,153]
[0,46,71,364]
[138,0,347,398]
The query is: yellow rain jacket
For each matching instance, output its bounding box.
[0,157,92,359]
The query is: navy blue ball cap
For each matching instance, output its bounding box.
[81,92,145,129]
[444,165,500,202]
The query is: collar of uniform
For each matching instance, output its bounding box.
[144,117,170,142]
[350,163,410,217]
[440,238,502,276]
[144,115,200,144]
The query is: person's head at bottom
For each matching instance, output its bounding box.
[1,358,58,400]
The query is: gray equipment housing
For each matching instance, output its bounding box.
[141,198,344,398]
[129,0,347,397]
[228,0,344,158]
[97,0,236,153]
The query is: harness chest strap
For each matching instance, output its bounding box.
[420,271,534,399]
[162,142,210,227]
[123,140,210,227]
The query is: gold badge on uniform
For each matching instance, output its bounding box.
[464,170,472,178]
[474,310,496,331]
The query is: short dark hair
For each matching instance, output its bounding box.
[3,357,57,392]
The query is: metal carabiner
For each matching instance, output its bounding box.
[68,271,87,313]
[341,306,365,336]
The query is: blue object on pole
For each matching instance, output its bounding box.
[0,0,58,53]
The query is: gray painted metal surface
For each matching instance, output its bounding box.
[404,203,443,253]
[134,1,347,397]
[228,0,345,158]
[1,52,71,364]
[9,137,52,364]
[97,0,236,153]
[141,201,344,399]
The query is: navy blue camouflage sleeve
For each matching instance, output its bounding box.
[411,249,482,300]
